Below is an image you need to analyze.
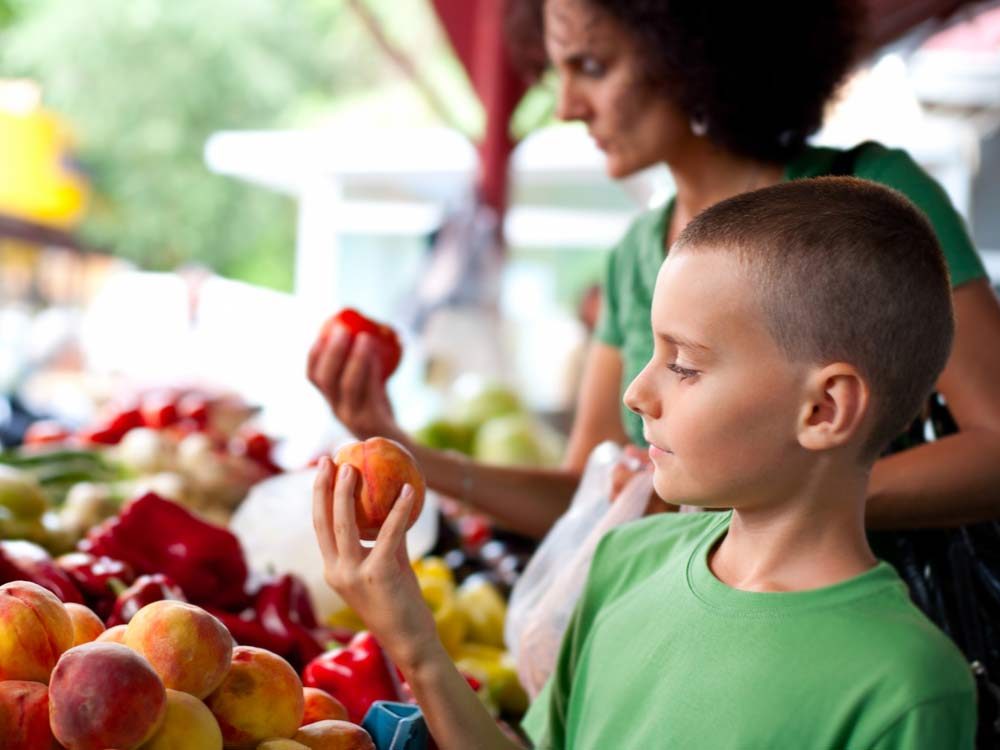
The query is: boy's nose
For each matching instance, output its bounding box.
[623,366,659,419]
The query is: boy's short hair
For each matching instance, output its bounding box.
[674,176,954,460]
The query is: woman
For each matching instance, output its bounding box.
[308,0,1000,539]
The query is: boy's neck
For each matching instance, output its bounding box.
[707,466,877,593]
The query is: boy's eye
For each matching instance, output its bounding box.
[667,363,699,381]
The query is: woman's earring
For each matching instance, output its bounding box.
[690,111,708,137]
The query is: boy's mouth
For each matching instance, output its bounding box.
[645,436,672,458]
[648,444,672,459]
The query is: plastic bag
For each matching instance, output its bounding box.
[504,442,652,697]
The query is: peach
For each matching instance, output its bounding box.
[0,680,59,749]
[97,623,129,644]
[257,741,310,750]
[49,642,167,750]
[293,721,375,750]
[204,646,304,749]
[65,602,106,646]
[0,580,73,683]
[301,687,349,725]
[140,688,223,750]
[333,437,425,540]
[124,601,232,699]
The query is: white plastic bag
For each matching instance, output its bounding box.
[504,442,652,697]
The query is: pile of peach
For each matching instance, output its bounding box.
[0,580,376,750]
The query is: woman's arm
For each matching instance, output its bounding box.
[312,460,525,750]
[562,342,631,471]
[866,279,1000,528]
[309,327,628,538]
[411,342,630,537]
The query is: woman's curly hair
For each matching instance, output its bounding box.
[505,0,866,163]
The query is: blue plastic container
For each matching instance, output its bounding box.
[361,700,429,750]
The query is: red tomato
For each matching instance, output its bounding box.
[459,515,493,550]
[140,395,179,429]
[76,425,122,445]
[23,420,72,446]
[322,308,402,381]
[177,394,210,429]
[106,408,144,437]
[229,430,274,462]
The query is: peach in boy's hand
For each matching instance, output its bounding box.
[312,456,439,674]
[331,437,425,540]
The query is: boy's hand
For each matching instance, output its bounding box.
[312,457,437,670]
[610,444,652,500]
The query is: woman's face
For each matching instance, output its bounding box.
[543,0,689,179]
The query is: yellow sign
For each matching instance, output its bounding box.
[0,80,88,227]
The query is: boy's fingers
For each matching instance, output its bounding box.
[373,484,416,561]
[332,463,363,563]
[311,456,338,563]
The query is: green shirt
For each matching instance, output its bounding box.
[595,142,989,445]
[522,511,977,749]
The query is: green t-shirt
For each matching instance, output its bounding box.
[595,142,989,445]
[522,511,977,749]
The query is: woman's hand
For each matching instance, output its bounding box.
[312,457,437,669]
[307,326,403,442]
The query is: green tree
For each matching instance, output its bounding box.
[2,0,338,288]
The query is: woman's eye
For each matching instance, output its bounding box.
[579,57,605,77]
[667,363,699,381]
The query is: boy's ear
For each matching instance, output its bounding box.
[797,363,870,453]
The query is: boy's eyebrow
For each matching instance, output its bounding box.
[657,331,712,355]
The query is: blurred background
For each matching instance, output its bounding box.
[1,0,999,465]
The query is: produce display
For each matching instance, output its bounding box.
[1,363,541,747]
[0,580,373,750]
[0,387,281,550]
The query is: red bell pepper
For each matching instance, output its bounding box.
[322,308,402,381]
[303,631,401,723]
[206,606,294,655]
[0,540,84,603]
[56,552,135,619]
[255,573,326,669]
[81,492,250,609]
[106,573,186,626]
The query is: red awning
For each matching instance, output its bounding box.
[430,0,528,217]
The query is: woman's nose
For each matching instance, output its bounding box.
[555,78,588,122]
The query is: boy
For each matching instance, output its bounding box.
[312,177,977,749]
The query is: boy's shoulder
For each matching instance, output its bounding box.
[839,580,975,704]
